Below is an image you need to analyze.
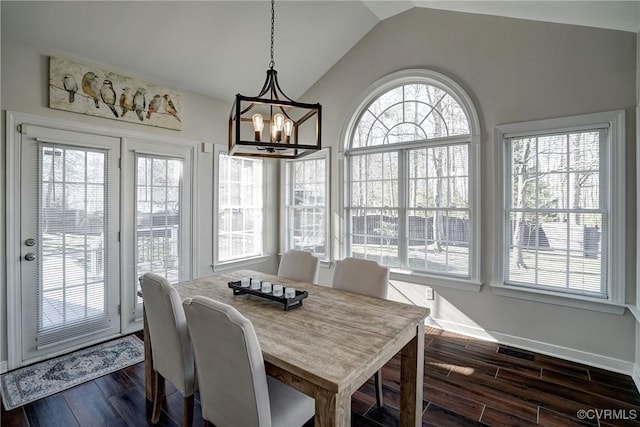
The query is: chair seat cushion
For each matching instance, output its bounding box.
[267,377,315,427]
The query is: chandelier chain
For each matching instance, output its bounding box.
[270,0,275,69]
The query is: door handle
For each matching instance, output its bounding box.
[24,253,36,261]
[25,238,36,247]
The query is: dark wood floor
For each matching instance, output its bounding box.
[3,327,639,426]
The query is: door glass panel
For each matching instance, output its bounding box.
[38,144,109,346]
[134,155,183,314]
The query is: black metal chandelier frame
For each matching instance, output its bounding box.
[228,0,322,159]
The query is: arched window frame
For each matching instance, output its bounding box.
[340,69,482,290]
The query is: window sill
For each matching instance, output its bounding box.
[626,305,640,323]
[389,269,483,292]
[490,283,626,315]
[214,255,275,272]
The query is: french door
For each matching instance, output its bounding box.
[7,113,196,369]
[19,125,121,363]
[121,138,193,325]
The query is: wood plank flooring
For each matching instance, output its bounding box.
[3,327,639,426]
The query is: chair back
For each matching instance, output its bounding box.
[332,257,389,299]
[277,250,320,284]
[139,273,195,396]
[183,296,272,427]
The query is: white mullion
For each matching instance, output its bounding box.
[398,149,407,267]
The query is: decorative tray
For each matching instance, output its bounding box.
[228,280,308,311]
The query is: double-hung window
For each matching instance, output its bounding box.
[217,153,264,262]
[283,150,329,261]
[343,70,481,287]
[495,111,625,306]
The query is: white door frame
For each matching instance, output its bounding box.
[5,111,199,369]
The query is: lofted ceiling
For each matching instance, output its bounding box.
[2,1,639,103]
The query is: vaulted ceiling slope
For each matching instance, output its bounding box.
[2,1,638,103]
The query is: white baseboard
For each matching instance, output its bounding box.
[1,360,7,374]
[426,317,635,377]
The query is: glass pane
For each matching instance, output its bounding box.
[406,209,469,276]
[353,83,470,150]
[437,94,469,136]
[505,128,607,297]
[353,111,376,149]
[135,155,183,286]
[409,178,427,208]
[378,103,403,130]
[218,154,263,261]
[387,123,426,145]
[369,87,403,116]
[404,101,432,126]
[39,145,108,332]
[538,134,567,173]
[349,209,400,267]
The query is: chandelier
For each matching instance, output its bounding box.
[228,0,322,159]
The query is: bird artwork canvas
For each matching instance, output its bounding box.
[49,56,182,130]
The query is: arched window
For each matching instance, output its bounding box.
[342,70,480,285]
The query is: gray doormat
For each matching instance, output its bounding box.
[1,335,144,410]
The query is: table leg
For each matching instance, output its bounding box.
[143,307,156,421]
[314,388,351,427]
[400,324,425,427]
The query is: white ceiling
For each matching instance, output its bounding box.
[2,1,639,103]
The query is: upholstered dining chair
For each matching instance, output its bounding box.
[183,296,315,427]
[277,249,320,284]
[139,273,196,427]
[332,257,390,408]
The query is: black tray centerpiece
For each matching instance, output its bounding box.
[228,279,308,311]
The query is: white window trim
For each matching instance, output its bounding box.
[492,110,626,313]
[280,148,331,263]
[339,69,482,291]
[213,145,267,266]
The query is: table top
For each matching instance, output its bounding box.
[174,269,429,396]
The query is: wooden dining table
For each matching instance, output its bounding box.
[142,269,429,427]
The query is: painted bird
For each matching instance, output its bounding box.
[147,94,162,119]
[63,74,78,103]
[163,94,181,123]
[133,88,147,121]
[81,71,100,108]
[100,80,119,118]
[119,87,133,117]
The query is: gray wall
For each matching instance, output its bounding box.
[307,8,637,363]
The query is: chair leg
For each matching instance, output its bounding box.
[374,369,384,408]
[183,394,194,427]
[151,371,165,424]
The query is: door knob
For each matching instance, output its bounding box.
[25,238,36,247]
[24,253,36,261]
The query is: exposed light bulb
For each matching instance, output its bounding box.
[274,113,284,131]
[284,119,293,143]
[273,113,284,142]
[271,120,279,142]
[252,114,264,141]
